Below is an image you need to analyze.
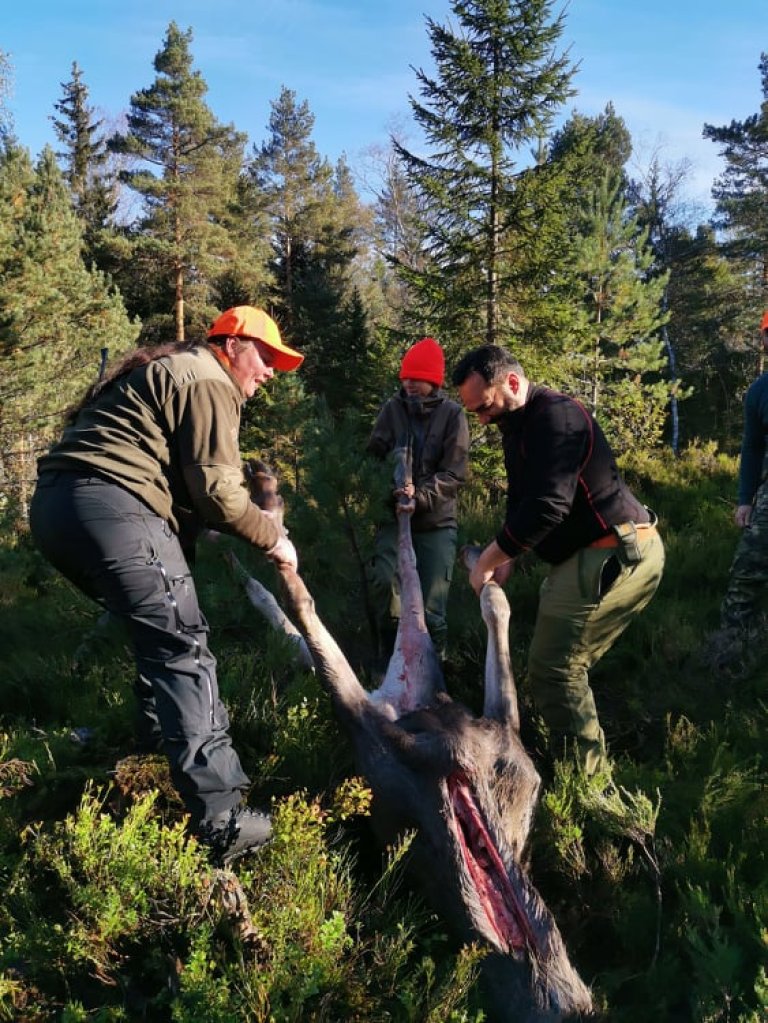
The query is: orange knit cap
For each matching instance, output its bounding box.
[399,337,445,387]
[207,306,303,371]
[761,310,768,331]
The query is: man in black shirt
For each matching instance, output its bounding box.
[453,345,665,776]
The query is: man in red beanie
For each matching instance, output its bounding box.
[30,307,302,865]
[366,337,469,668]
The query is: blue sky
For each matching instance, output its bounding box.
[3,0,766,212]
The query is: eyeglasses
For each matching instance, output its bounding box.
[251,339,276,368]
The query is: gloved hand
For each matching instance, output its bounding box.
[266,535,298,571]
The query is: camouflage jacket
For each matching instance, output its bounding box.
[738,372,768,505]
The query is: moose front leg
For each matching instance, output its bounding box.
[462,546,521,732]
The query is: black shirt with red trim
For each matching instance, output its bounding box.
[495,384,649,565]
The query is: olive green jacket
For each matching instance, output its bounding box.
[38,345,279,551]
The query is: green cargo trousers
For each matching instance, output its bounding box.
[527,528,665,776]
[370,523,458,659]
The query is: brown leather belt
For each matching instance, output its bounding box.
[589,523,658,549]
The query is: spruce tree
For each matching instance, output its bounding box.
[0,144,138,520]
[395,0,575,344]
[547,112,685,450]
[109,22,248,341]
[248,89,376,405]
[661,225,751,448]
[248,86,336,330]
[556,171,670,452]
[51,61,116,263]
[363,136,438,358]
[373,143,426,284]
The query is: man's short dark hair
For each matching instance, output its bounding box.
[451,345,524,386]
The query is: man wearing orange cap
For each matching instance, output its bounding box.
[30,306,303,864]
[367,337,469,666]
[709,311,768,677]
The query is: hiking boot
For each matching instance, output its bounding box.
[196,806,272,867]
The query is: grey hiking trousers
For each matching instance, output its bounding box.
[29,471,250,827]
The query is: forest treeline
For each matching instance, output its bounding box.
[0,3,766,525]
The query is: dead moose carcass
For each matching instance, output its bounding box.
[247,459,593,1021]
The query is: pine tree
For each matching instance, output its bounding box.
[248,86,336,329]
[109,22,248,341]
[703,52,768,307]
[210,169,274,313]
[395,0,575,344]
[549,103,632,200]
[0,144,138,521]
[51,61,116,263]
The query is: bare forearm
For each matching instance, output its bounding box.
[469,540,514,595]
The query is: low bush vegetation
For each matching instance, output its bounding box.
[0,443,766,1021]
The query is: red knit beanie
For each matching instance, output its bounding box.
[399,337,445,387]
[761,310,768,331]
